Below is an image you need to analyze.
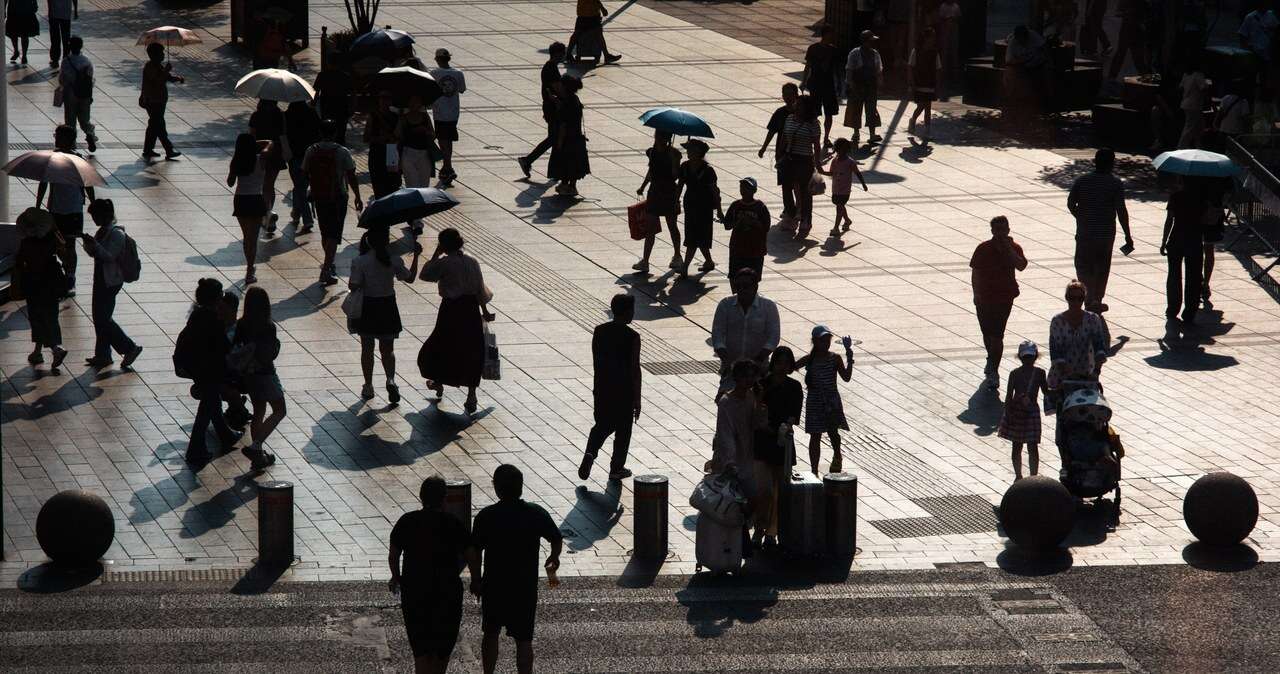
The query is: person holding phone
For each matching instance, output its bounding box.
[1067,148,1133,314]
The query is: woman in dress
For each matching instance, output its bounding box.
[249,99,286,233]
[395,94,437,236]
[795,325,853,475]
[676,138,722,277]
[1048,280,1110,385]
[781,95,822,238]
[364,91,402,199]
[227,133,271,284]
[418,228,495,416]
[752,347,802,549]
[6,0,38,64]
[14,208,68,371]
[634,129,683,273]
[350,228,421,403]
[233,286,283,471]
[548,74,590,197]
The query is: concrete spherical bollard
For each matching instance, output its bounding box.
[1183,472,1258,546]
[999,476,1076,549]
[36,490,115,565]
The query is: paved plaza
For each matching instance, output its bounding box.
[3,0,1280,591]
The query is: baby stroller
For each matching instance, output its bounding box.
[1054,380,1123,523]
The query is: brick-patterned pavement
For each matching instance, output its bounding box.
[3,0,1280,585]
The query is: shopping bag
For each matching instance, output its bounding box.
[385,143,400,172]
[627,200,660,240]
[809,173,826,196]
[482,327,501,380]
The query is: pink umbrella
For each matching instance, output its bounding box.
[136,26,203,47]
[2,150,106,186]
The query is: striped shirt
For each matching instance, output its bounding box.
[781,116,820,157]
[1067,172,1125,241]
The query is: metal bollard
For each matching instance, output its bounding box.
[444,480,472,534]
[824,472,858,558]
[633,475,668,560]
[258,481,294,567]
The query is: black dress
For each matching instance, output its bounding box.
[645,146,681,217]
[753,376,803,466]
[679,160,718,249]
[548,94,590,182]
[6,0,38,39]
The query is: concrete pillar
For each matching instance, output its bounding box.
[258,481,294,567]
[633,475,668,560]
[824,472,858,558]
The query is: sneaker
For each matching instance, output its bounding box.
[86,137,97,153]
[50,347,68,369]
[142,150,161,159]
[27,351,43,365]
[121,345,143,369]
[604,53,622,64]
[984,372,999,390]
[517,156,532,178]
[554,182,570,195]
[578,452,595,480]
[560,184,579,197]
[297,223,313,235]
[85,356,113,368]
[361,383,375,400]
[320,266,333,285]
[387,383,400,404]
[164,150,182,160]
[631,260,649,273]
[242,445,276,471]
[668,254,683,269]
[868,134,883,144]
[698,260,716,272]
[607,467,633,481]
[829,227,842,238]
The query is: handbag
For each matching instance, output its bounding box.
[226,342,259,377]
[689,472,746,526]
[341,287,363,334]
[809,173,827,195]
[482,325,501,381]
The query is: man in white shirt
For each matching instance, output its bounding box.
[58,36,96,153]
[711,268,780,394]
[844,30,884,145]
[430,48,467,187]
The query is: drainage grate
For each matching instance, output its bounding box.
[102,568,251,583]
[870,495,999,539]
[641,360,720,376]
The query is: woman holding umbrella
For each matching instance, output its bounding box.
[395,94,438,236]
[350,228,421,403]
[14,208,69,371]
[548,74,590,197]
[228,133,272,284]
[418,228,494,417]
[635,130,682,273]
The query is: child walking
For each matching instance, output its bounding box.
[795,325,854,475]
[907,27,942,140]
[999,340,1048,481]
[819,138,867,237]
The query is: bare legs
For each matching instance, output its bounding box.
[237,215,263,281]
[1012,442,1039,480]
[1202,243,1216,302]
[250,397,286,450]
[807,431,843,475]
[360,335,396,389]
[909,100,933,139]
[263,169,280,227]
[664,214,681,265]
[680,246,714,275]
[481,633,533,674]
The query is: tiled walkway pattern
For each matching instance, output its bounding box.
[3,0,1280,582]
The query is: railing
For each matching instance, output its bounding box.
[1225,135,1280,280]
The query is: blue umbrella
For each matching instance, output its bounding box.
[1152,149,1239,178]
[358,187,459,229]
[639,107,714,138]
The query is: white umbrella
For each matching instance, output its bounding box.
[235,68,315,103]
[2,150,106,187]
[136,26,203,47]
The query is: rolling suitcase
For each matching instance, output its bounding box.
[780,471,826,556]
[695,514,743,574]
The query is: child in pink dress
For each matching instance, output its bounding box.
[819,138,867,237]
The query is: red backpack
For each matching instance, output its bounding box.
[306,145,342,203]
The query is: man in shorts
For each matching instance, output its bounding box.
[757,83,799,225]
[468,465,563,674]
[302,119,362,285]
[430,48,467,187]
[802,25,840,151]
[389,476,469,674]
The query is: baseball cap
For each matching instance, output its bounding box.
[860,30,879,42]
[1018,340,1038,358]
[739,176,758,190]
[812,325,834,340]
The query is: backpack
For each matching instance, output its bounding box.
[117,227,141,283]
[72,63,93,100]
[172,322,198,379]
[306,146,342,203]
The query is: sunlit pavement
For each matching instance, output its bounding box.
[4,0,1280,590]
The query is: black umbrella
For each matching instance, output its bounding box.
[349,28,415,61]
[358,188,459,229]
[367,66,442,106]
